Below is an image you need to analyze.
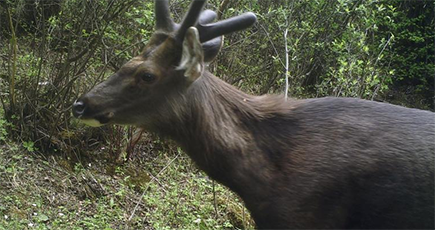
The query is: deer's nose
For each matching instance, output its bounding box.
[72,100,86,118]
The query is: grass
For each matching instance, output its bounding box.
[0,136,254,229]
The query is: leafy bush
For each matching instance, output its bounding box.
[0,0,148,156]
[384,1,434,110]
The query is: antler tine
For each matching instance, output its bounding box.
[175,0,208,41]
[198,9,217,25]
[155,0,174,31]
[198,12,257,43]
[202,36,223,62]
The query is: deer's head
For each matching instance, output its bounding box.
[72,0,256,128]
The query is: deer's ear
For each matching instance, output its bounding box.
[176,27,204,83]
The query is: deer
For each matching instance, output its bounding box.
[72,0,435,228]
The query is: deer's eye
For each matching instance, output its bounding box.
[140,73,156,83]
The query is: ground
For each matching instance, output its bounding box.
[0,136,253,229]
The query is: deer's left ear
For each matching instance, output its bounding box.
[177,27,204,83]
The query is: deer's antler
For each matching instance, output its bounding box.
[155,0,256,61]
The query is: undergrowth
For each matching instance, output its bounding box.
[0,138,254,229]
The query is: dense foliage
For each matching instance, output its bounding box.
[386,1,434,109]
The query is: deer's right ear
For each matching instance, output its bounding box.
[177,27,204,83]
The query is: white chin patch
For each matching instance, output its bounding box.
[80,119,104,127]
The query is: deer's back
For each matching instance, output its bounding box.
[250,97,434,229]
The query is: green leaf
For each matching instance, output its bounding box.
[37,214,49,222]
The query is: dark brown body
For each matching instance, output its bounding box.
[150,72,435,229]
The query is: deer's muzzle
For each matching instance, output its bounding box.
[72,99,114,127]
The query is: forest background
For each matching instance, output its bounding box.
[0,0,433,229]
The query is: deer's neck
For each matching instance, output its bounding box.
[157,71,293,198]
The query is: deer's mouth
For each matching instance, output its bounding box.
[72,99,115,127]
[75,111,114,127]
